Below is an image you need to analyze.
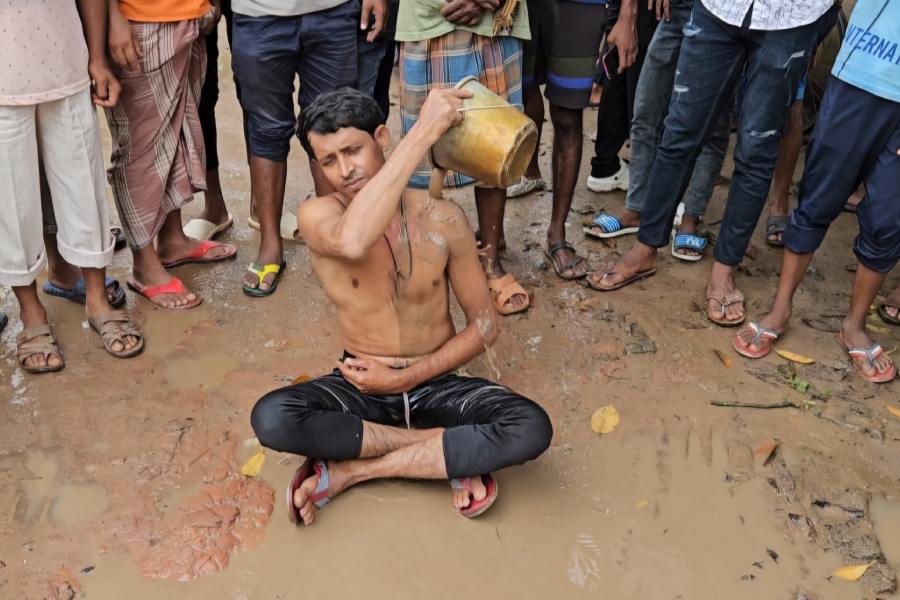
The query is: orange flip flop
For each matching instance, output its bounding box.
[126,276,202,310]
[488,273,530,316]
[161,240,237,268]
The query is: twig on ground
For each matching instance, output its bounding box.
[711,400,802,409]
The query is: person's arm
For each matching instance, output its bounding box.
[76,0,121,107]
[361,0,387,41]
[107,0,142,72]
[299,87,471,261]
[338,206,499,393]
[607,0,638,73]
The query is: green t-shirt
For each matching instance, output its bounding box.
[395,0,530,42]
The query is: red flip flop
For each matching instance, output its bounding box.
[286,457,314,525]
[732,321,780,359]
[451,474,499,518]
[161,240,237,268]
[126,276,202,309]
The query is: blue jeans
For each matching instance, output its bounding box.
[232,0,360,161]
[626,0,730,219]
[636,1,823,265]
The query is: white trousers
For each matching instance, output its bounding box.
[0,89,113,286]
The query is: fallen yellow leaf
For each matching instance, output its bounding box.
[774,349,815,364]
[754,439,779,467]
[887,404,900,419]
[240,450,266,477]
[591,404,620,435]
[866,323,889,334]
[832,561,874,581]
[635,499,649,508]
[291,374,312,385]
[713,349,732,367]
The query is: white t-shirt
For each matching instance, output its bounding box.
[0,0,90,106]
[700,0,833,30]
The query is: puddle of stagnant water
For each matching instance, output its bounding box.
[17,450,109,526]
[165,353,239,390]
[871,496,900,571]
[81,430,866,600]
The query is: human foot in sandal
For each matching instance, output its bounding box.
[837,327,896,383]
[583,209,640,239]
[88,310,144,358]
[671,214,707,261]
[17,324,65,373]
[766,214,788,247]
[287,458,348,526]
[544,239,588,280]
[159,239,237,268]
[877,287,900,326]
[587,242,657,292]
[450,474,498,518]
[705,264,745,326]
[732,321,783,359]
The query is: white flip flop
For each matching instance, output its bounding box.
[183,213,233,241]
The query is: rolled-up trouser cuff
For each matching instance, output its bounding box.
[0,250,46,287]
[782,217,828,257]
[56,234,114,270]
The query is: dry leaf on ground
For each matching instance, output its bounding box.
[774,349,815,364]
[240,450,266,477]
[591,405,620,434]
[887,404,900,419]
[754,440,779,467]
[832,561,874,581]
[713,349,732,367]
[291,374,312,385]
[635,499,649,508]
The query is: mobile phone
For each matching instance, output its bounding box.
[599,43,620,82]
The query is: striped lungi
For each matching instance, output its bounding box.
[105,13,212,249]
[400,31,523,189]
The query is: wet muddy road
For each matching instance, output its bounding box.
[2,35,899,600]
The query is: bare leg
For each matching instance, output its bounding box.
[735,248,813,352]
[244,156,285,291]
[521,85,544,181]
[294,423,487,525]
[474,187,527,310]
[765,101,803,243]
[12,283,63,370]
[839,263,893,377]
[199,169,230,225]
[546,103,588,278]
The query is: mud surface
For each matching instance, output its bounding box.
[1,33,899,599]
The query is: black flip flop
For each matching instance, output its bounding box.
[765,215,788,247]
[544,241,588,280]
[878,303,900,326]
[0,312,8,335]
[111,227,127,251]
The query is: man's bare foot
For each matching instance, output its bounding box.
[244,241,284,292]
[157,236,236,265]
[479,252,528,312]
[17,302,63,371]
[837,323,896,382]
[586,242,656,291]
[673,214,705,259]
[705,263,745,326]
[450,475,487,510]
[292,461,348,526]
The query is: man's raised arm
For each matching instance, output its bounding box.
[299,88,472,261]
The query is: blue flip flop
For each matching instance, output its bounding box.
[583,211,639,239]
[43,277,126,307]
[671,232,707,262]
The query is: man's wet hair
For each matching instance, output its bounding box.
[297,87,385,157]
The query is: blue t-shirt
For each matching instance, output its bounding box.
[832,0,900,103]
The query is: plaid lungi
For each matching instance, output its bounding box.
[105,14,211,249]
[400,31,523,189]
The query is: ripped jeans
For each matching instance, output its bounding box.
[636,0,825,266]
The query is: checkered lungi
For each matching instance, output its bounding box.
[399,31,523,189]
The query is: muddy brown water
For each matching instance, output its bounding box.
[2,27,899,599]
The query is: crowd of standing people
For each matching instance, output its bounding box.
[1,0,898,385]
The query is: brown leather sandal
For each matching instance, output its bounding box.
[89,310,144,358]
[16,324,65,373]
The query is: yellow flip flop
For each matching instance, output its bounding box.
[242,261,287,297]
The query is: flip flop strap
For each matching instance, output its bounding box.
[17,324,53,344]
[848,343,883,366]
[309,460,331,509]
[141,277,187,298]
[592,212,621,233]
[673,233,707,250]
[747,321,779,345]
[186,239,219,260]
[248,262,283,286]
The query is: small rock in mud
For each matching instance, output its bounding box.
[624,322,656,355]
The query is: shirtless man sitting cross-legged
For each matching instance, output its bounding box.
[250,87,553,525]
